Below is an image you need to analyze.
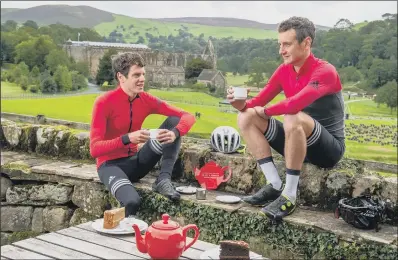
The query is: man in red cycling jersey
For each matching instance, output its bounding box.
[90,52,196,217]
[227,17,345,220]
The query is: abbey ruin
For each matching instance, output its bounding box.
[63,39,217,86]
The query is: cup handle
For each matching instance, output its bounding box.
[182,224,200,251]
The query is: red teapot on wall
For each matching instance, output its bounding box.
[194,161,232,190]
[132,214,200,259]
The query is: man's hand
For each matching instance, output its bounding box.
[253,106,270,120]
[157,129,176,144]
[128,129,150,144]
[226,86,250,111]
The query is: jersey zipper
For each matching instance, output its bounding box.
[127,98,135,156]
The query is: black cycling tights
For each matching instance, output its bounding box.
[98,116,181,216]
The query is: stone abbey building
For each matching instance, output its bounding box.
[63,39,217,87]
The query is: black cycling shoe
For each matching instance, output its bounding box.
[242,182,283,206]
[260,195,296,220]
[152,179,181,201]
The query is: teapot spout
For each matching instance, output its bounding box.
[132,224,147,253]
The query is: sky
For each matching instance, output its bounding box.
[1,1,397,27]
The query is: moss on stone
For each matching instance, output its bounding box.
[36,127,58,156]
[7,231,42,244]
[2,161,32,174]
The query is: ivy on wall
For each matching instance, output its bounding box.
[135,189,397,260]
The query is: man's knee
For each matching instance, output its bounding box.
[283,113,313,136]
[283,114,302,134]
[165,116,180,128]
[237,108,257,131]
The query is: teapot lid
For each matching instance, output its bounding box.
[152,214,180,230]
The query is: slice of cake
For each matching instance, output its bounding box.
[219,240,250,259]
[103,207,125,229]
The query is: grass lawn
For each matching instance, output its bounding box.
[1,81,36,96]
[94,14,277,43]
[225,73,249,86]
[347,100,397,118]
[1,89,396,164]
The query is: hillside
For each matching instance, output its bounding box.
[151,17,331,31]
[1,8,19,16]
[0,5,114,28]
[94,14,278,42]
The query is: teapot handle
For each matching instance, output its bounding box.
[222,161,232,183]
[182,224,200,251]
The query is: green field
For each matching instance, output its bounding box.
[0,81,37,96]
[1,88,396,164]
[346,100,397,118]
[94,14,278,42]
[225,73,249,86]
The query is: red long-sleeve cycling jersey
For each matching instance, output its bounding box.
[243,53,342,116]
[90,86,196,169]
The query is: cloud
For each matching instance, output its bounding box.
[2,1,396,26]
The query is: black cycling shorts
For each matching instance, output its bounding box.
[264,117,345,168]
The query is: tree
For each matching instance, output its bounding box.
[19,76,29,91]
[45,49,71,74]
[184,58,212,79]
[246,57,267,88]
[2,20,18,32]
[12,62,30,85]
[71,71,88,90]
[96,48,118,85]
[40,76,57,93]
[14,35,57,70]
[54,65,72,92]
[23,20,39,30]
[334,18,354,30]
[375,80,397,113]
[73,61,90,77]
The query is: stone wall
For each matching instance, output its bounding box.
[1,118,397,258]
[0,151,120,246]
[1,117,397,220]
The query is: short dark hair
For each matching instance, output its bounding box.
[111,52,146,81]
[278,17,316,46]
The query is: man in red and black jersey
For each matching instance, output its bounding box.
[90,52,196,217]
[227,17,345,220]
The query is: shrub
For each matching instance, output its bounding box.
[30,85,39,93]
[19,76,29,91]
[40,76,57,93]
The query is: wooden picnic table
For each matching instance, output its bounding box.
[0,220,250,259]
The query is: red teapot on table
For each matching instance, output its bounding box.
[194,161,232,190]
[132,214,200,259]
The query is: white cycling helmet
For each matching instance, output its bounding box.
[210,126,241,153]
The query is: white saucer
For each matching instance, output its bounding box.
[216,195,242,204]
[91,217,148,235]
[200,246,265,259]
[176,186,197,194]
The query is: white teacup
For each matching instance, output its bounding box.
[149,129,160,139]
[233,87,247,100]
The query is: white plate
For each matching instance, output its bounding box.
[91,217,148,235]
[216,195,242,204]
[176,186,197,194]
[200,246,265,259]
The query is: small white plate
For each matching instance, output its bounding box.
[91,217,148,235]
[216,195,242,204]
[176,186,197,194]
[200,246,265,259]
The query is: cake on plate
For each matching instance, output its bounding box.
[103,207,125,229]
[219,240,250,259]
